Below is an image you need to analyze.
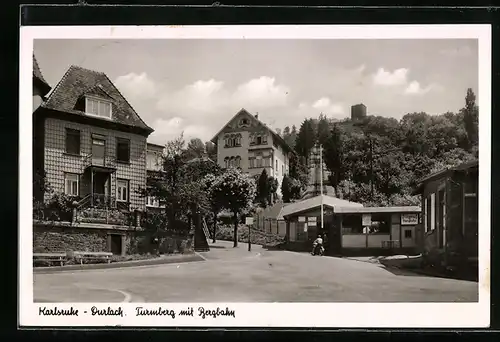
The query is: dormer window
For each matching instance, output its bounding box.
[85,97,112,119]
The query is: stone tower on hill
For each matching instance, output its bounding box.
[351,103,367,121]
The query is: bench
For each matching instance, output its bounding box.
[381,240,399,249]
[72,251,113,265]
[33,252,67,267]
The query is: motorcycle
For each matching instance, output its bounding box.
[311,244,324,256]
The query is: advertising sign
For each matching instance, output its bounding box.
[245,217,254,225]
[401,213,419,225]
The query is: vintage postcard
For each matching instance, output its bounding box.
[20,24,491,328]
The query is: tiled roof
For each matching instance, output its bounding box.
[33,55,51,91]
[42,65,153,133]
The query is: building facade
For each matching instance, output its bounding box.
[211,109,294,195]
[414,160,478,272]
[33,64,154,212]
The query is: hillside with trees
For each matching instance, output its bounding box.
[280,88,479,206]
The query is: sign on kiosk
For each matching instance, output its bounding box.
[362,214,371,227]
[401,213,418,225]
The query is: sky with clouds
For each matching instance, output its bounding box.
[34,39,478,145]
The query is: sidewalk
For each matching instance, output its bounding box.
[33,253,205,274]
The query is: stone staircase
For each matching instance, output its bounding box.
[194,216,210,252]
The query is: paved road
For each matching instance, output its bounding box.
[33,241,478,303]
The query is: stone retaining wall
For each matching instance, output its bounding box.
[33,228,108,253]
[33,222,193,255]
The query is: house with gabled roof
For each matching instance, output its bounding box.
[210,108,294,196]
[33,63,154,214]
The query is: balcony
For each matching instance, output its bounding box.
[83,153,117,173]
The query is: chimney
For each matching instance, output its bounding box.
[255,112,259,119]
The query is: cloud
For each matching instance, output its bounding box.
[371,67,441,97]
[294,97,345,121]
[232,76,290,107]
[372,68,409,86]
[312,97,344,115]
[114,72,158,100]
[404,81,443,96]
[439,45,473,57]
[116,72,292,144]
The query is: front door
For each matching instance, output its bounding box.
[92,172,110,207]
[110,234,123,255]
[92,138,106,166]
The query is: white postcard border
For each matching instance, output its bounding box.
[20,24,491,328]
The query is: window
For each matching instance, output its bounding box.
[234,156,241,168]
[65,128,80,155]
[424,197,428,232]
[86,97,112,118]
[430,193,435,230]
[224,134,242,148]
[341,215,363,234]
[404,229,412,239]
[64,173,79,196]
[282,165,284,175]
[276,160,278,171]
[117,179,129,202]
[147,196,159,207]
[116,138,130,163]
[255,156,263,167]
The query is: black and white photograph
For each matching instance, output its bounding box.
[20,25,490,328]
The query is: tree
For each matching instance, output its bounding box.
[289,153,309,189]
[323,123,344,188]
[316,113,330,147]
[257,169,270,207]
[282,125,297,149]
[295,119,316,163]
[209,168,257,247]
[205,141,218,162]
[268,176,279,204]
[462,88,479,149]
[184,138,206,161]
[33,169,52,202]
[281,174,302,202]
[140,133,219,232]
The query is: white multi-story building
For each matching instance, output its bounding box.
[211,108,294,196]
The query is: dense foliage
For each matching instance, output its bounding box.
[281,88,479,206]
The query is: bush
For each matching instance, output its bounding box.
[215,224,285,247]
[44,193,80,221]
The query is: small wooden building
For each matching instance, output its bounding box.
[413,160,478,271]
[280,195,421,256]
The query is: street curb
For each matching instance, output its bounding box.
[33,253,205,274]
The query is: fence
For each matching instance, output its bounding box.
[252,213,287,237]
